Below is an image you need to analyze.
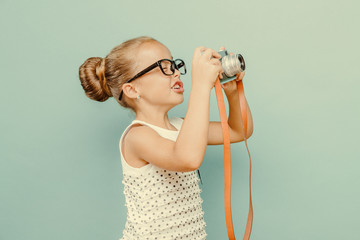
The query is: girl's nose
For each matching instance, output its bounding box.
[173,68,180,78]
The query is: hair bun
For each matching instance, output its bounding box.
[79,57,112,102]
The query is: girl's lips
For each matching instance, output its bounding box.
[172,81,183,88]
[172,86,184,93]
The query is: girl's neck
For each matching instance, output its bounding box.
[134,114,175,131]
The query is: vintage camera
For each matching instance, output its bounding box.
[217,49,246,84]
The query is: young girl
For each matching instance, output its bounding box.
[78,36,252,240]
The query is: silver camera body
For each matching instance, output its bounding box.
[218,50,246,84]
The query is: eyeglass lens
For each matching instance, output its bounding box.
[160,60,174,75]
[175,59,186,75]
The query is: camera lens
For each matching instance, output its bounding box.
[222,54,244,77]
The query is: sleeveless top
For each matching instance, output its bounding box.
[118,116,207,240]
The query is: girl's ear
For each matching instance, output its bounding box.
[122,83,139,99]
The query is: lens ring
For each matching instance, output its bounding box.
[160,59,173,76]
[237,54,246,71]
[182,60,187,75]
[175,59,186,75]
[170,61,175,74]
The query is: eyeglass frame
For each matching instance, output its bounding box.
[118,58,187,101]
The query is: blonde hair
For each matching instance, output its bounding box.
[78,36,159,112]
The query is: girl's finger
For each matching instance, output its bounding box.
[219,72,223,79]
[240,71,245,78]
[209,58,221,65]
[202,48,221,60]
[193,46,207,59]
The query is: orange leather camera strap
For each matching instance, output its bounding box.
[214,77,253,240]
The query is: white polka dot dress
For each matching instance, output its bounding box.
[118,117,207,240]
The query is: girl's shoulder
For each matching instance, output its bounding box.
[121,123,152,168]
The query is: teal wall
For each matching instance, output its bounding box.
[1,0,359,239]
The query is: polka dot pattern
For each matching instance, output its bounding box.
[119,168,207,240]
[118,117,207,239]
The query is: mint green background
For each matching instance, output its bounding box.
[1,0,359,239]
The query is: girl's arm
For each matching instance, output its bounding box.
[206,92,253,145]
[175,83,212,170]
[226,92,253,140]
[207,71,253,145]
[225,71,253,141]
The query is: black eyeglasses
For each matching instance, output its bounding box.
[119,58,186,101]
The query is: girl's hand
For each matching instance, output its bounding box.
[191,46,224,90]
[219,46,246,96]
